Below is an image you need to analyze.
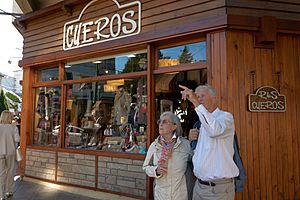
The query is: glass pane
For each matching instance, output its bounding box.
[37,67,59,82]
[65,77,147,154]
[34,86,61,147]
[158,41,206,67]
[65,50,147,80]
[155,69,207,138]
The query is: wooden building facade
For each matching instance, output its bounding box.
[16,0,300,199]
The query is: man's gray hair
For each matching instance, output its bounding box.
[195,84,217,97]
[160,111,183,136]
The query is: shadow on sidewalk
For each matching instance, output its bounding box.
[11,177,100,200]
[10,176,139,200]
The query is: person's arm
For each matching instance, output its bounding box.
[142,143,162,178]
[179,85,200,108]
[14,126,20,145]
[195,105,234,138]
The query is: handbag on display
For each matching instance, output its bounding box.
[16,146,22,162]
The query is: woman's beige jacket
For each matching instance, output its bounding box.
[143,136,192,200]
[0,124,20,155]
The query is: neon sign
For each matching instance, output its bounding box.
[63,0,141,51]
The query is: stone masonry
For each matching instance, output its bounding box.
[57,152,96,188]
[25,148,56,180]
[25,148,146,198]
[98,156,146,197]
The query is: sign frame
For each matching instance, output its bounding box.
[248,86,286,112]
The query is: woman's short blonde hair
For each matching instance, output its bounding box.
[0,110,13,124]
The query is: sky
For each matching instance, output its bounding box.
[0,0,23,77]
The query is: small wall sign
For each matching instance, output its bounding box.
[248,86,286,112]
[63,0,141,51]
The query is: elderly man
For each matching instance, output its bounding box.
[179,84,239,200]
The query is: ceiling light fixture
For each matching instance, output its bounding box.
[93,60,102,64]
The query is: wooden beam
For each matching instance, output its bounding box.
[254,16,277,48]
[227,15,300,34]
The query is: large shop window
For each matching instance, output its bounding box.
[34,86,61,146]
[65,77,147,153]
[33,50,148,154]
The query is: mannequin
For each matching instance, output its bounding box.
[113,86,132,125]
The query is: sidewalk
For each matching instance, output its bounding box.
[10,176,139,200]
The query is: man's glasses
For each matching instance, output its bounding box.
[157,119,175,125]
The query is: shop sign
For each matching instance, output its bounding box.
[63,0,141,50]
[248,86,286,112]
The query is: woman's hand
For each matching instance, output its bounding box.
[156,165,167,176]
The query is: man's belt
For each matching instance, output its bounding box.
[198,179,216,186]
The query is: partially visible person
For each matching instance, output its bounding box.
[13,116,21,146]
[179,84,239,200]
[0,111,20,200]
[143,111,192,200]
[15,117,21,134]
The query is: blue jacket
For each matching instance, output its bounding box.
[233,134,246,192]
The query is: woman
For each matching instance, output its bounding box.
[143,112,192,200]
[0,111,20,200]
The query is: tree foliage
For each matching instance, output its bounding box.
[158,50,171,59]
[178,46,193,64]
[0,89,9,114]
[5,91,21,103]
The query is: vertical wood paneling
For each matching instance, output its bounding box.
[238,32,251,200]
[277,36,293,200]
[20,67,34,176]
[219,32,228,111]
[253,47,262,200]
[274,38,285,199]
[225,31,235,133]
[210,30,300,200]
[294,37,300,198]
[260,48,273,200]
[269,50,279,200]
[290,35,300,198]
[279,36,296,200]
[210,32,222,97]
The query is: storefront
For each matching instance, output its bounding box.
[16,0,300,199]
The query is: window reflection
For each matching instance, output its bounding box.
[158,41,206,67]
[65,77,147,154]
[65,51,147,80]
[34,86,61,146]
[37,67,59,82]
[155,69,207,138]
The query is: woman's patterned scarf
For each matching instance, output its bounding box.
[157,136,176,173]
